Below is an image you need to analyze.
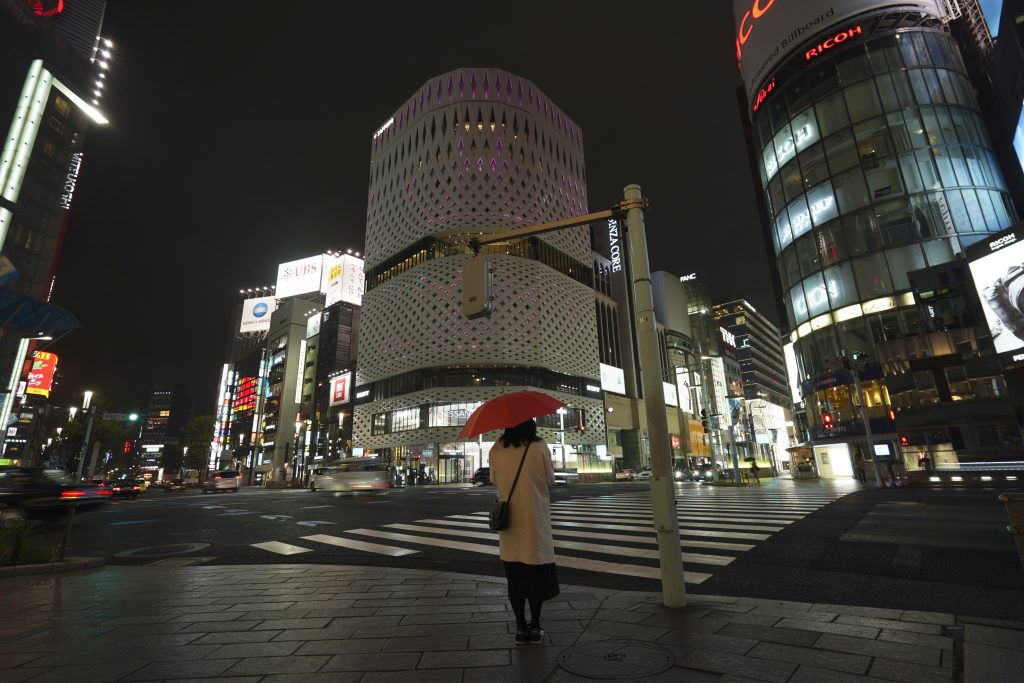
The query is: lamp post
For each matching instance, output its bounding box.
[556,407,567,469]
[68,406,77,421]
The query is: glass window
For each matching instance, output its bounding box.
[785,74,813,114]
[876,198,916,245]
[808,181,839,226]
[891,70,916,108]
[899,153,924,194]
[768,175,785,215]
[915,149,943,189]
[886,244,926,289]
[767,94,789,134]
[985,150,1008,191]
[973,189,1000,232]
[818,219,844,266]
[909,69,931,105]
[791,108,819,153]
[867,35,901,73]
[922,69,946,104]
[912,33,932,66]
[865,157,905,200]
[924,33,951,68]
[841,208,883,257]
[755,112,774,150]
[790,283,809,324]
[773,124,799,169]
[936,68,958,103]
[854,252,894,297]
[783,245,801,286]
[855,116,893,163]
[875,74,901,112]
[795,232,821,276]
[825,129,858,173]
[799,142,830,190]
[808,58,841,100]
[945,189,978,233]
[948,146,972,187]
[990,190,1012,229]
[948,107,971,145]
[833,167,871,213]
[823,261,858,308]
[781,158,803,201]
[920,107,945,145]
[960,188,987,232]
[888,112,913,153]
[963,145,987,186]
[897,33,920,67]
[837,49,872,84]
[776,206,794,251]
[802,271,831,318]
[845,80,883,122]
[922,237,957,266]
[902,110,930,149]
[910,192,953,238]
[788,195,813,241]
[816,91,849,137]
[762,143,779,182]
[934,148,958,187]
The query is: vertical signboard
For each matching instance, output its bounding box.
[26,351,58,398]
[329,372,352,406]
[323,254,365,307]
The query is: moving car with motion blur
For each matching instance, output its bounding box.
[109,479,143,499]
[614,469,635,481]
[163,479,188,491]
[202,471,240,493]
[309,458,392,492]
[471,467,491,486]
[0,467,111,514]
[553,471,579,485]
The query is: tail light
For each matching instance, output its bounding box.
[132,486,140,491]
[214,475,222,480]
[97,489,112,496]
[61,490,87,498]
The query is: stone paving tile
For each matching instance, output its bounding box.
[429,621,509,636]
[193,629,282,644]
[164,678,263,683]
[869,656,954,681]
[717,622,821,647]
[964,642,1024,683]
[225,654,331,676]
[294,638,390,655]
[251,617,331,630]
[402,613,479,625]
[363,668,464,682]
[655,626,761,655]
[169,610,243,623]
[0,653,47,668]
[205,640,301,658]
[0,668,53,682]
[468,633,521,649]
[810,604,905,620]
[837,615,943,635]
[224,600,297,611]
[320,652,422,672]
[749,641,871,674]
[22,660,147,682]
[903,611,956,625]
[678,649,798,682]
[964,623,1024,650]
[260,674,361,683]
[421,649,510,668]
[462,647,560,682]
[122,658,238,681]
[177,618,262,633]
[355,624,435,638]
[640,666,721,682]
[878,628,955,652]
[789,665,890,682]
[271,626,359,642]
[382,635,469,652]
[580,618,669,641]
[776,618,880,639]
[815,633,941,667]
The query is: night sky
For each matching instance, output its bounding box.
[50,1,771,412]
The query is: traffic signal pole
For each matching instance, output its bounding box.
[850,366,883,487]
[461,186,687,608]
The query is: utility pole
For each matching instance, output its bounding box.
[461,186,686,607]
[849,353,884,487]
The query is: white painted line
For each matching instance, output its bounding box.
[251,541,312,555]
[301,505,332,509]
[302,534,418,557]
[444,515,773,540]
[548,513,785,532]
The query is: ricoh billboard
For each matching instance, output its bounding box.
[276,255,323,298]
[733,0,946,111]
[967,224,1024,368]
[239,296,278,333]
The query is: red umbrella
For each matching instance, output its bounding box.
[458,391,566,439]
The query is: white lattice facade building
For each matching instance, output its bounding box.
[354,68,604,473]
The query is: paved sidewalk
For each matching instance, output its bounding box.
[0,564,1021,682]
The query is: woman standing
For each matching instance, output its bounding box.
[490,418,558,645]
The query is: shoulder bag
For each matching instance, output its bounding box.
[488,442,530,531]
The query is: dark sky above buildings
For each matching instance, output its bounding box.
[50,1,771,411]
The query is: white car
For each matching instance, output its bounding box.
[553,471,579,486]
[635,470,653,481]
[202,471,240,493]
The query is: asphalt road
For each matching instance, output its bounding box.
[14,478,1024,621]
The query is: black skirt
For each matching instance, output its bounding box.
[503,561,560,601]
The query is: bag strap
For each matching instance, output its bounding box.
[503,442,530,502]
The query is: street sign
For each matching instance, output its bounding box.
[103,412,129,421]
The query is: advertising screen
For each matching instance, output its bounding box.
[322,254,365,307]
[1014,106,1024,176]
[239,296,278,333]
[26,351,58,398]
[663,381,678,407]
[329,372,352,406]
[276,255,323,298]
[967,225,1024,367]
[599,363,626,395]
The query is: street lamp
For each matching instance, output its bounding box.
[55,427,62,437]
[68,406,77,421]
[83,390,93,410]
[74,390,96,482]
[556,407,567,469]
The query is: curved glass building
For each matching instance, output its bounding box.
[736,1,1018,474]
[354,69,605,481]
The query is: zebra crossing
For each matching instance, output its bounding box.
[249,487,849,584]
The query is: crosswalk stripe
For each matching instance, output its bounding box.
[251,541,312,555]
[559,503,820,513]
[346,528,710,584]
[547,513,786,532]
[443,515,773,540]
[549,509,798,525]
[301,533,418,557]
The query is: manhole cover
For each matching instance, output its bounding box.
[557,639,675,679]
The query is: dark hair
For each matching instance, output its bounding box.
[501,419,539,448]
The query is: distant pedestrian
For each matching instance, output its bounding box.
[749,461,760,484]
[919,453,932,472]
[853,449,868,485]
[490,419,558,645]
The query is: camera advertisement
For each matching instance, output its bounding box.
[967,225,1024,366]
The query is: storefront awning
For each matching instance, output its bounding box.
[0,287,80,334]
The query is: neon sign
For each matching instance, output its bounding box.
[373,117,394,140]
[607,219,622,273]
[735,0,777,63]
[752,78,776,113]
[805,26,863,61]
[28,0,63,17]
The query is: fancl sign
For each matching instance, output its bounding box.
[607,219,622,273]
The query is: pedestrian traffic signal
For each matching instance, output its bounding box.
[822,411,834,429]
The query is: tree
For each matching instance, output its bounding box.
[182,415,215,475]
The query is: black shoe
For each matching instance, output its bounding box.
[514,628,529,644]
[528,626,544,644]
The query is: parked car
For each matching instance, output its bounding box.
[553,471,579,486]
[614,469,635,481]
[109,480,143,499]
[635,470,652,481]
[202,471,240,493]
[471,467,491,486]
[163,479,188,491]
[0,467,111,513]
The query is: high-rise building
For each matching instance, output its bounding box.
[354,68,605,482]
[140,383,191,473]
[712,297,791,408]
[734,0,1020,477]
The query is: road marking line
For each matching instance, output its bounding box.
[296,520,336,527]
[302,533,418,557]
[301,505,332,509]
[550,508,798,525]
[442,515,773,540]
[250,541,312,555]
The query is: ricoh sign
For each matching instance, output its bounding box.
[733,0,946,111]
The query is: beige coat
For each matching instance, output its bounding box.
[490,439,555,565]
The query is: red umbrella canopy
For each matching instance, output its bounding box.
[458,391,566,439]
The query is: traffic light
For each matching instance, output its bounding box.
[900,434,909,447]
[822,411,834,430]
[700,409,709,433]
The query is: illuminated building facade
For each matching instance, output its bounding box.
[735,0,1020,476]
[354,69,605,482]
